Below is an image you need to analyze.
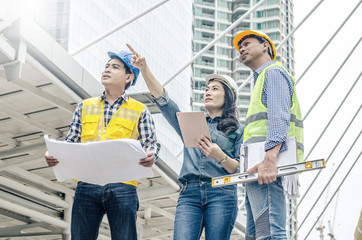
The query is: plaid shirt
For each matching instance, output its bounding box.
[65,92,160,159]
[253,61,294,153]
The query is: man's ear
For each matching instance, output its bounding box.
[263,41,272,59]
[125,73,134,85]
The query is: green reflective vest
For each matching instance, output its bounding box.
[243,62,304,162]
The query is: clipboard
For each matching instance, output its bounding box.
[176,112,211,148]
[240,137,298,172]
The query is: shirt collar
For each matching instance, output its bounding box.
[253,60,276,84]
[206,113,222,122]
[99,91,129,104]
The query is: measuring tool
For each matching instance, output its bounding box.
[212,159,325,187]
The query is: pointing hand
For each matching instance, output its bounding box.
[126,43,146,70]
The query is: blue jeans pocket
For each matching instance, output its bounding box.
[179,184,187,196]
[275,177,283,189]
[220,184,237,192]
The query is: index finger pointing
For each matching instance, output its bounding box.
[126,43,138,56]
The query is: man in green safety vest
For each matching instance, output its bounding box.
[233,30,304,240]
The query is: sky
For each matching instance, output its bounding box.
[293,0,361,239]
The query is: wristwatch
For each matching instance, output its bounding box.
[220,155,228,164]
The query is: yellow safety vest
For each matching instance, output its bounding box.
[243,62,304,162]
[81,96,145,186]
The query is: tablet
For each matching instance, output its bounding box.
[176,112,211,148]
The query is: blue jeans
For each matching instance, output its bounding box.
[71,182,139,240]
[245,178,287,240]
[173,181,238,240]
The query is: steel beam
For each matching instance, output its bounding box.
[0,102,59,137]
[141,203,175,221]
[0,140,45,157]
[25,54,83,103]
[0,197,68,229]
[163,0,268,87]
[10,78,75,114]
[70,0,170,56]
[0,176,69,208]
[4,168,74,195]
[138,185,177,202]
[0,222,62,237]
[237,0,326,93]
[0,152,44,171]
[0,35,16,64]
[0,133,19,147]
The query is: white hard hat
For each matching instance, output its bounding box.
[205,74,238,101]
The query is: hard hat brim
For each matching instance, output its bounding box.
[205,74,237,101]
[107,51,139,86]
[205,74,229,86]
[233,30,276,61]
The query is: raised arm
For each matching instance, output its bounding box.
[126,43,163,98]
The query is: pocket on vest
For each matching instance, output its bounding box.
[81,115,100,139]
[107,117,135,139]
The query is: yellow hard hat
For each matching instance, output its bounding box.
[233,30,276,60]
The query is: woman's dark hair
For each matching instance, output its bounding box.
[213,81,239,135]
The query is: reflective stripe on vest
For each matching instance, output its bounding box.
[243,61,304,162]
[81,96,145,186]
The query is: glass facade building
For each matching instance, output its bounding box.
[67,0,193,154]
[33,0,193,156]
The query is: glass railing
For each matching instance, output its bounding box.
[238,100,250,105]
[235,62,248,69]
[195,12,215,19]
[194,36,214,42]
[234,3,249,9]
[193,72,212,78]
[233,15,250,21]
[195,24,215,30]
[195,0,215,6]
[234,26,250,33]
[195,61,214,66]
[240,88,251,93]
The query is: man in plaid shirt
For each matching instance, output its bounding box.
[45,49,160,240]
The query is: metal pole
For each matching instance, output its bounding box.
[303,151,362,240]
[0,176,69,208]
[152,165,180,191]
[175,149,183,158]
[304,72,361,160]
[70,0,169,56]
[296,1,361,85]
[237,0,326,92]
[62,193,73,240]
[303,37,362,120]
[291,131,362,239]
[162,0,268,87]
[287,105,361,222]
[0,198,68,228]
